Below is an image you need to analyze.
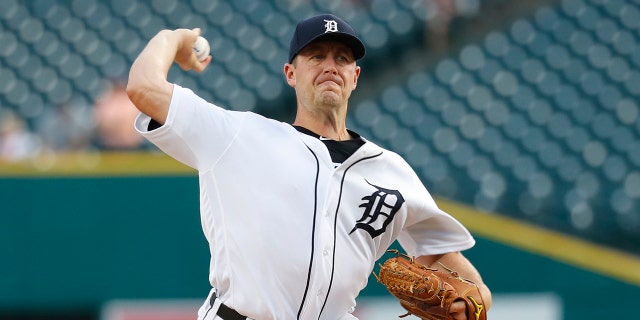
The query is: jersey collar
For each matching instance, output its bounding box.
[293,125,362,141]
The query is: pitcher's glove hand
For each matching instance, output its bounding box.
[375,250,487,320]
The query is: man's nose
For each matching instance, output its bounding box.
[323,67,337,74]
[322,61,338,74]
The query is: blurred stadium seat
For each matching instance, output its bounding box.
[0,0,638,253]
[347,0,640,252]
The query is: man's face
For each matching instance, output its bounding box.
[285,40,361,110]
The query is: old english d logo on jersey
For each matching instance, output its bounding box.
[349,180,405,238]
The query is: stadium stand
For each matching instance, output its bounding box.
[0,0,638,259]
[348,0,640,253]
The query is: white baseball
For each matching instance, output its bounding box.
[193,36,210,61]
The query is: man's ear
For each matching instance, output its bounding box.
[353,66,361,88]
[284,63,296,88]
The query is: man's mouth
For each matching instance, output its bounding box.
[317,75,342,87]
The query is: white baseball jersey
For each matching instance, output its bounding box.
[135,84,475,320]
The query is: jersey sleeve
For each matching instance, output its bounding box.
[396,204,476,257]
[134,84,246,170]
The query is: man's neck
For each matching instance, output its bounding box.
[292,119,352,141]
[293,106,351,141]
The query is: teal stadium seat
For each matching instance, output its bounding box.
[346,0,640,252]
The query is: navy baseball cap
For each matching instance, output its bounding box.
[288,14,366,63]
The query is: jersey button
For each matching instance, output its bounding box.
[322,249,329,256]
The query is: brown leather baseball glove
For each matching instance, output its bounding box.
[375,250,487,320]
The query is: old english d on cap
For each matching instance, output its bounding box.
[288,14,366,63]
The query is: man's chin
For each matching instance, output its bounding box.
[318,93,341,107]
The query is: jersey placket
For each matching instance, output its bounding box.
[319,167,352,318]
[298,156,343,319]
